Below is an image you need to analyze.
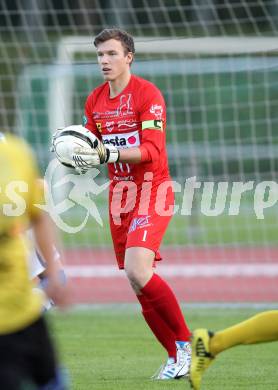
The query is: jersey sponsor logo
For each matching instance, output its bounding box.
[118,93,133,116]
[118,120,137,129]
[150,104,163,120]
[128,215,151,233]
[113,175,134,181]
[99,108,135,119]
[101,95,134,119]
[106,121,114,132]
[142,120,163,131]
[94,94,134,120]
[96,122,102,132]
[102,131,140,149]
[82,115,88,126]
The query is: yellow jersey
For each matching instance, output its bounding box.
[0,134,43,334]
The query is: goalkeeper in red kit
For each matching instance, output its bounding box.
[69,28,191,379]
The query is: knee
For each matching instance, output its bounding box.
[125,265,146,288]
[125,261,152,292]
[124,249,153,291]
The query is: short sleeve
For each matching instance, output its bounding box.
[4,137,44,220]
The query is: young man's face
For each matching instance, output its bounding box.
[96,39,133,81]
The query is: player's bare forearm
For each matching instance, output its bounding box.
[32,212,60,277]
[118,147,142,164]
[32,212,69,307]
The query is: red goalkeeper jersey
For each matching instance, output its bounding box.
[84,74,171,189]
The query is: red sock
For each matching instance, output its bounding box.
[141,273,191,341]
[137,294,177,358]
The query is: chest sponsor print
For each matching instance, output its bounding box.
[118,120,137,130]
[106,121,114,132]
[102,131,140,149]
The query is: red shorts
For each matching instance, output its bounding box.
[109,183,174,269]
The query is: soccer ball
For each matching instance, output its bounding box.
[51,125,98,168]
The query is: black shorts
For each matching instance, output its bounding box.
[0,316,57,389]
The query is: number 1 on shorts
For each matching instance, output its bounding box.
[142,230,147,242]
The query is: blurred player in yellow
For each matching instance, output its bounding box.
[28,223,66,311]
[27,179,67,311]
[190,310,278,389]
[0,133,69,389]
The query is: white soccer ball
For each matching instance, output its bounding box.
[51,125,98,168]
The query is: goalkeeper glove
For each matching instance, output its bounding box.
[51,125,120,174]
[72,143,119,171]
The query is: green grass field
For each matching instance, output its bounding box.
[49,305,278,390]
